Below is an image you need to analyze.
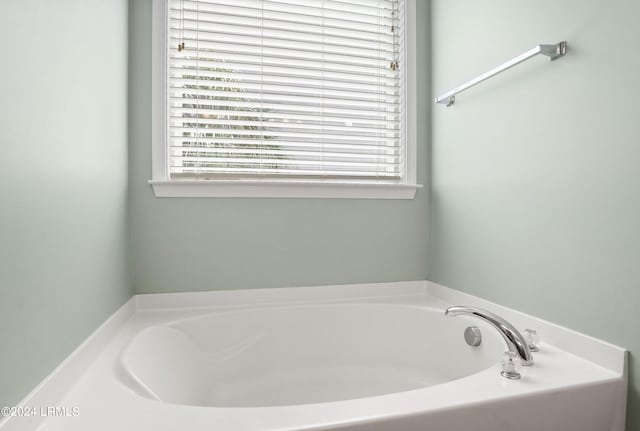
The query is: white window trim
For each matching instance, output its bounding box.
[149,0,421,199]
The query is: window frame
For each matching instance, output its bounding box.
[150,0,420,199]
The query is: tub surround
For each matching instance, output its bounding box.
[0,301,136,431]
[128,0,430,295]
[0,0,131,410]
[430,1,640,427]
[0,281,626,431]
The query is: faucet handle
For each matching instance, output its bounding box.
[524,329,540,352]
[500,351,522,380]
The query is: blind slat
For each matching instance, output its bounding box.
[169,66,399,88]
[172,157,398,169]
[169,19,396,47]
[169,118,400,132]
[169,99,399,114]
[169,48,395,71]
[171,3,399,28]
[170,146,399,156]
[170,57,399,80]
[170,86,399,105]
[172,172,401,179]
[170,111,398,123]
[169,37,396,63]
[170,120,400,133]
[170,131,399,143]
[170,135,399,146]
[173,0,400,20]
[169,13,397,42]
[169,74,399,95]
[170,73,399,92]
[168,27,397,54]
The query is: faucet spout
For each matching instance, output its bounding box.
[445,306,533,366]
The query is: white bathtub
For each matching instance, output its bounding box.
[14,281,626,431]
[120,304,501,408]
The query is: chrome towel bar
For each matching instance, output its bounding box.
[435,41,567,107]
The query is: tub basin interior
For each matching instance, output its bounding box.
[120,304,500,407]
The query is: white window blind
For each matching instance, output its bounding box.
[167,0,406,182]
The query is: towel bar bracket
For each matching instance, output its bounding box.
[540,41,567,60]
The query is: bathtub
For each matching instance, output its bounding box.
[14,281,626,431]
[120,304,502,408]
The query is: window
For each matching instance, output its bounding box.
[151,0,419,198]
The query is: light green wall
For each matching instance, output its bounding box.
[429,1,640,428]
[0,0,131,407]
[128,0,430,293]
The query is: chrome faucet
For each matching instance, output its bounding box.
[445,306,534,366]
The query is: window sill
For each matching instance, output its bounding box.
[149,180,422,199]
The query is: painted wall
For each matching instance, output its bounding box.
[429,1,640,428]
[0,0,131,407]
[128,0,430,293]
